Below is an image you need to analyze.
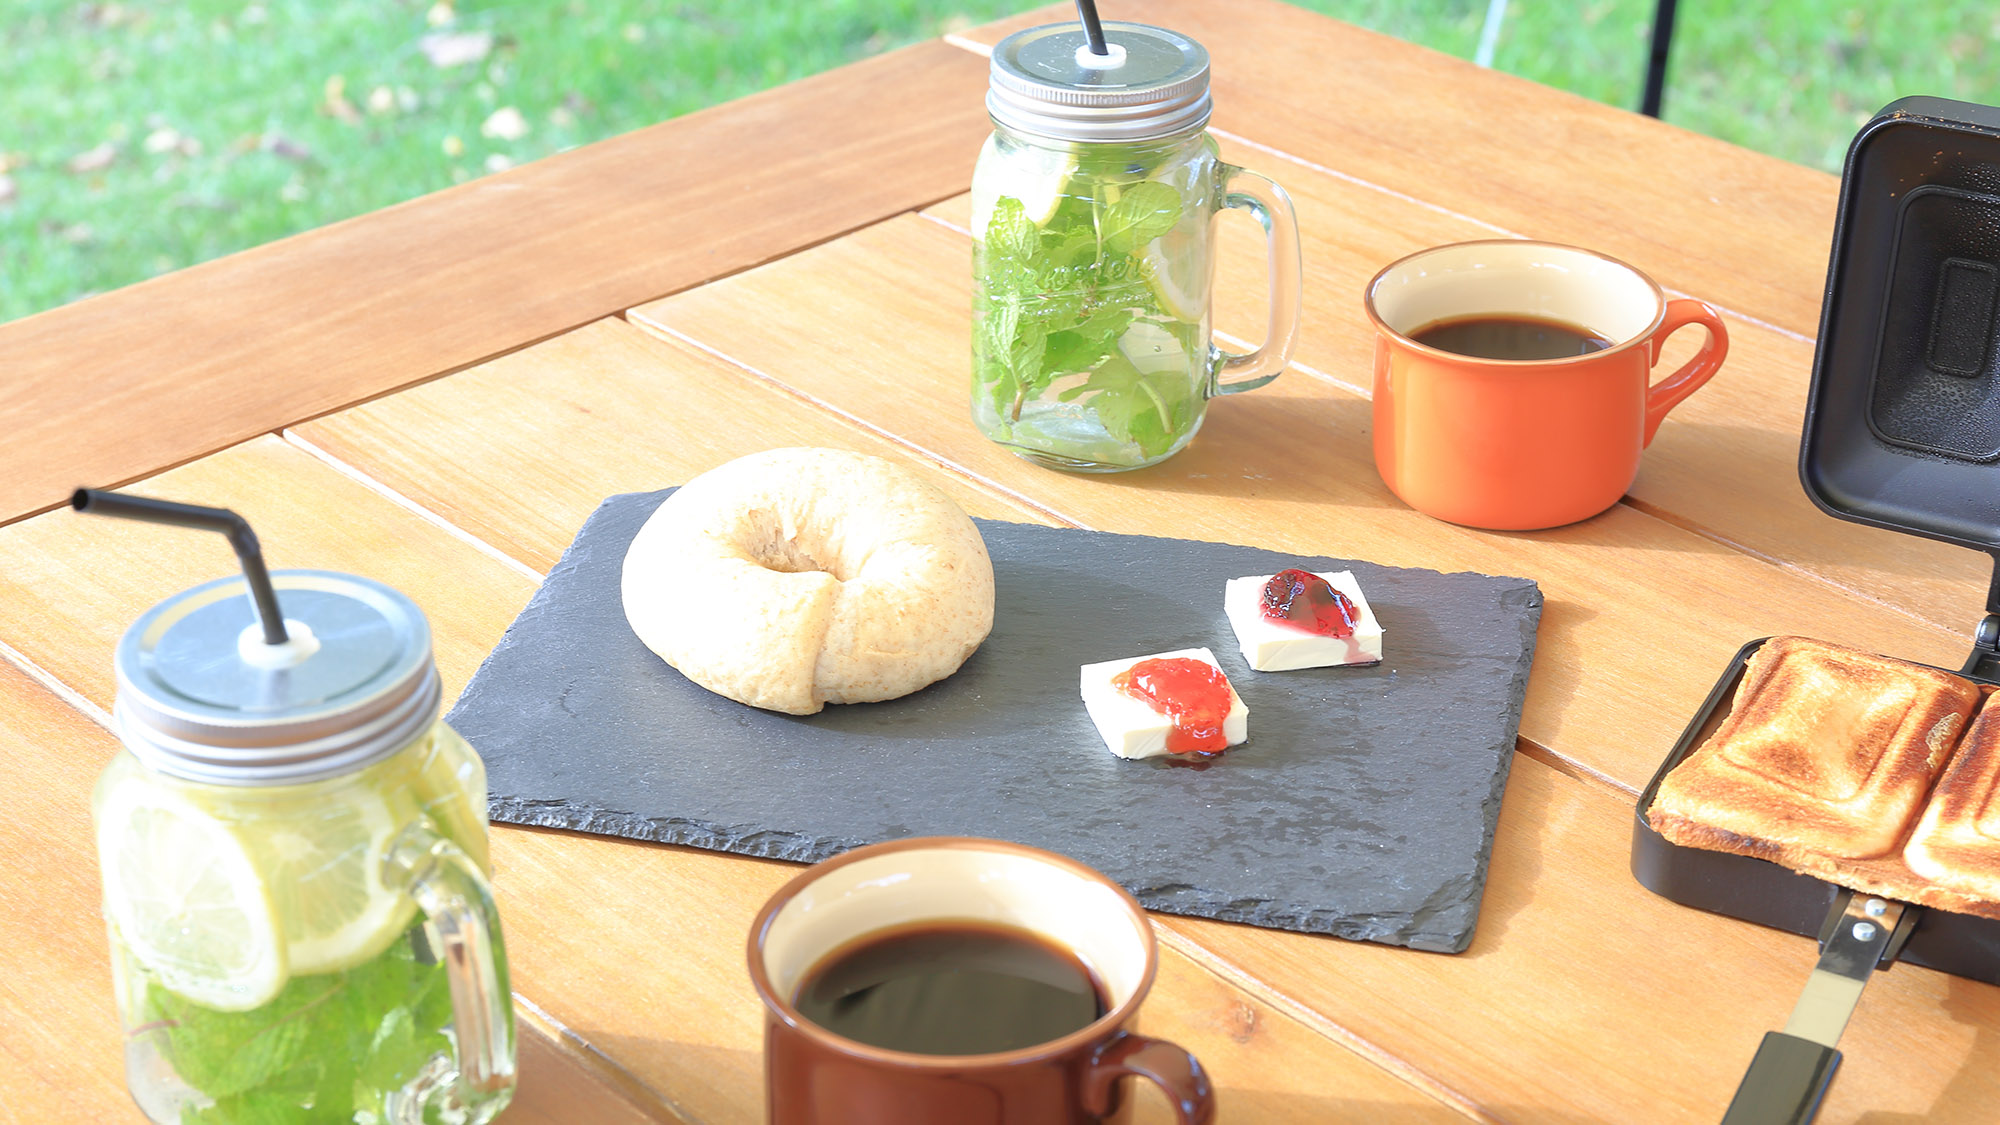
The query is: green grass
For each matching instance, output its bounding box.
[3,0,1998,324]
[0,0,1035,321]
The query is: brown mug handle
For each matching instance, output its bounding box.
[1642,297,1730,446]
[1082,1031,1217,1124]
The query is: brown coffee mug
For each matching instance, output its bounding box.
[1365,239,1729,530]
[747,837,1216,1125]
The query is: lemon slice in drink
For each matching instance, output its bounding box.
[1117,320,1190,375]
[97,783,286,1011]
[1141,243,1207,324]
[246,788,417,975]
[970,140,1080,238]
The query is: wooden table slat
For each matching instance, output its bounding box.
[290,317,1058,575]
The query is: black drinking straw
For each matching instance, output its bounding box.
[1075,0,1108,56]
[73,488,289,644]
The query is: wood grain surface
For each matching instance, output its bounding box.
[0,39,991,530]
[6,4,1998,1123]
[291,317,1062,572]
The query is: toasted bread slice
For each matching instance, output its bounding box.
[1905,693,2000,901]
[1649,636,1979,861]
[1784,846,2000,921]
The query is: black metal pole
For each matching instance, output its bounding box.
[1640,0,1679,118]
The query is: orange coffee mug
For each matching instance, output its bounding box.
[1365,240,1728,530]
[748,837,1215,1125]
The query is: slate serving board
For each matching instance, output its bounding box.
[449,490,1543,953]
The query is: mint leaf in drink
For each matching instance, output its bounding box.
[1045,226,1099,270]
[979,294,1019,359]
[151,977,321,1100]
[1009,321,1049,388]
[1101,181,1181,255]
[1043,307,1134,377]
[183,1084,320,1125]
[982,196,1039,264]
[145,928,456,1124]
[1067,355,1146,440]
[971,142,1210,464]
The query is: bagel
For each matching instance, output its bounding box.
[621,448,996,715]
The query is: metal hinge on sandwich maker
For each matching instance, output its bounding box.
[1956,556,2000,681]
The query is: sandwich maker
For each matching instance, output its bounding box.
[1631,96,2000,1125]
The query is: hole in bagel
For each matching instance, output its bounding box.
[744,508,846,579]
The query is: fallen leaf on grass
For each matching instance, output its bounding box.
[0,152,27,174]
[419,29,492,67]
[323,75,361,123]
[67,142,117,174]
[79,3,140,28]
[480,106,527,140]
[263,134,312,161]
[142,127,202,157]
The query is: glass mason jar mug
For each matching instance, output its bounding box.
[94,569,514,1125]
[971,21,1302,472]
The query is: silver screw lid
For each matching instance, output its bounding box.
[988,22,1211,143]
[113,570,440,787]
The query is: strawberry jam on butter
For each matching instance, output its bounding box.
[1112,658,1233,754]
[1260,568,1358,638]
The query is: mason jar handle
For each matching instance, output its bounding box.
[1213,165,1303,395]
[384,822,516,1098]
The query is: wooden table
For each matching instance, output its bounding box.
[4,2,1997,1121]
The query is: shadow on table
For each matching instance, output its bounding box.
[1444,736,1556,958]
[559,1028,758,1122]
[1091,393,1403,506]
[1154,1088,1491,1122]
[564,1024,1621,1122]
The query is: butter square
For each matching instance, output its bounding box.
[1223,571,1383,672]
[1078,647,1248,760]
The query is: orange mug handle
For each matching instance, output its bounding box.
[1642,298,1730,446]
[1083,1032,1216,1124]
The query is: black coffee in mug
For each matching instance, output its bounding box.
[792,921,1107,1055]
[1411,313,1615,361]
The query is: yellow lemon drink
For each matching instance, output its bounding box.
[93,566,512,1125]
